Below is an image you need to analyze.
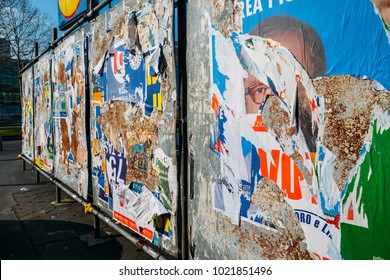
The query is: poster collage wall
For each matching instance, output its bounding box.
[21,0,178,256]
[88,0,177,250]
[52,30,89,199]
[208,0,390,259]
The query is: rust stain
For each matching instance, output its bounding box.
[91,12,131,66]
[276,63,282,76]
[261,95,314,183]
[58,62,66,85]
[261,96,294,141]
[314,75,389,190]
[213,0,243,37]
[251,231,312,260]
[250,178,312,259]
[98,101,159,190]
[60,118,70,162]
[55,46,86,170]
[93,28,112,66]
[113,14,126,40]
[71,109,80,164]
[218,177,312,259]
[43,71,49,83]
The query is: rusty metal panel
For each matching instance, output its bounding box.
[33,53,54,173]
[52,30,89,199]
[187,0,390,260]
[21,67,34,161]
[89,0,178,256]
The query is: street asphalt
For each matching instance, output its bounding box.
[0,140,158,260]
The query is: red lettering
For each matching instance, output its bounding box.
[258,149,303,200]
[253,115,268,132]
[291,162,303,200]
[259,149,280,183]
[211,94,219,116]
[281,154,291,197]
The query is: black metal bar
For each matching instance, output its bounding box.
[90,0,99,10]
[35,168,40,184]
[19,56,25,173]
[31,61,35,168]
[56,185,62,204]
[94,215,101,238]
[84,30,93,203]
[49,41,56,180]
[34,42,39,58]
[178,0,188,260]
[52,28,58,42]
[22,155,34,166]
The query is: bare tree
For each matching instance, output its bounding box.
[0,0,53,128]
[0,0,53,70]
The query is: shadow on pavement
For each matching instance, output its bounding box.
[0,219,123,260]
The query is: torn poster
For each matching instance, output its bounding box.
[209,13,389,260]
[94,39,145,104]
[89,0,177,251]
[52,30,88,199]
[21,67,34,161]
[113,181,168,241]
[34,54,54,173]
[93,37,164,116]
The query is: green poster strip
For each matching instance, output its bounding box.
[341,120,390,260]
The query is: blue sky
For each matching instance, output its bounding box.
[30,0,121,28]
[30,0,58,25]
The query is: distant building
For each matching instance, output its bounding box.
[0,37,11,58]
[0,38,20,91]
[0,38,22,127]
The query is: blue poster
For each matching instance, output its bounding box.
[238,0,390,89]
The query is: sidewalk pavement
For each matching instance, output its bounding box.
[0,140,157,260]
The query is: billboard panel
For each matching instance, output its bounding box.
[33,53,54,173]
[52,29,89,198]
[21,67,34,161]
[187,0,390,259]
[58,0,89,31]
[89,0,178,255]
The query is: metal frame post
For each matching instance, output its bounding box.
[56,185,61,203]
[178,0,189,260]
[52,28,58,42]
[35,169,40,184]
[94,215,101,238]
[34,42,39,58]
